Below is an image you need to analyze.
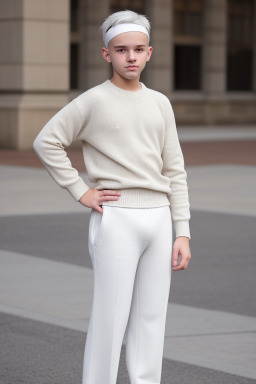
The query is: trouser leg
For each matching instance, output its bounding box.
[125,206,173,384]
[82,206,148,384]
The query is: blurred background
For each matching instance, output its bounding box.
[0,0,256,149]
[0,1,256,384]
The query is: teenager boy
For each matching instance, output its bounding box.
[33,9,191,384]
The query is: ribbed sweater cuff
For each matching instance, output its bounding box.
[65,178,90,201]
[174,220,191,239]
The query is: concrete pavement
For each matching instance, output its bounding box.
[0,131,256,383]
[178,125,256,142]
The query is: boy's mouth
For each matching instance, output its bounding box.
[126,65,138,70]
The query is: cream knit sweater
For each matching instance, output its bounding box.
[33,79,191,239]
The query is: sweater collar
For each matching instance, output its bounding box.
[104,79,147,98]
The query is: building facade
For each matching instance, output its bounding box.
[0,0,256,149]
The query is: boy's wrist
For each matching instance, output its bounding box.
[176,236,190,241]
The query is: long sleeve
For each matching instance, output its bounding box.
[161,102,191,239]
[33,99,90,201]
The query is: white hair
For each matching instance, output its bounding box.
[100,10,151,46]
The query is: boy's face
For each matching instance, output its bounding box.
[102,31,153,82]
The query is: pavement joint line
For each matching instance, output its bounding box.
[165,330,256,338]
[161,350,256,381]
[2,303,254,340]
[188,207,256,218]
[0,210,90,218]
[0,304,89,333]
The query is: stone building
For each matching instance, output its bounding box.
[0,0,256,149]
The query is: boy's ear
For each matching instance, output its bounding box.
[102,47,112,63]
[146,46,153,62]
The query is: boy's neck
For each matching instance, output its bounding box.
[110,75,142,91]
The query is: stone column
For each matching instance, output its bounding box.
[78,0,110,90]
[0,0,70,149]
[144,0,173,97]
[202,0,227,96]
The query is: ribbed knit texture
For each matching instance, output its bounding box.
[33,79,191,239]
[102,188,170,207]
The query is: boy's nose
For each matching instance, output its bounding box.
[127,51,136,61]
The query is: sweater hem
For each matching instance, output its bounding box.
[101,188,170,208]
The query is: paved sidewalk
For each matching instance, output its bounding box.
[1,127,256,170]
[1,129,256,383]
[178,125,256,142]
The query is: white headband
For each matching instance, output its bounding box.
[104,23,150,48]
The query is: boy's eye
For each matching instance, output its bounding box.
[116,48,144,53]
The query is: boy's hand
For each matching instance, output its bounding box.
[79,188,121,213]
[172,236,191,271]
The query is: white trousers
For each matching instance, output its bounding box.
[82,205,173,384]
